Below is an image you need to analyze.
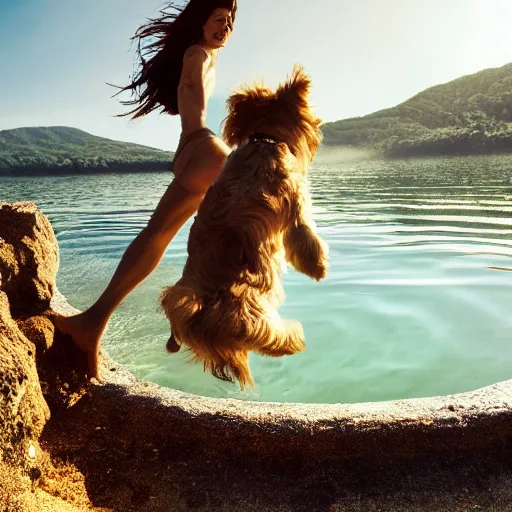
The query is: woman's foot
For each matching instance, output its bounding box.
[51,310,107,381]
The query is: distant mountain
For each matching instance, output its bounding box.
[321,62,512,157]
[0,126,174,176]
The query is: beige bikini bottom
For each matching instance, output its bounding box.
[171,127,217,178]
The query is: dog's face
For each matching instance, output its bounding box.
[221,65,323,165]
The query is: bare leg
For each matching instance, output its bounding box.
[52,136,230,380]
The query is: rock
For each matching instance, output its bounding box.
[0,201,89,511]
[0,202,59,315]
[0,290,49,468]
[0,290,53,510]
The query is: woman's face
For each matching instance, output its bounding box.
[202,8,233,49]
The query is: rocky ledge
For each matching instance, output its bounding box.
[1,201,511,512]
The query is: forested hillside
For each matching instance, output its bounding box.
[0,126,173,176]
[321,62,512,157]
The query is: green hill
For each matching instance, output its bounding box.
[321,62,512,157]
[0,126,174,176]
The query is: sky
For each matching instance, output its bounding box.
[1,0,512,151]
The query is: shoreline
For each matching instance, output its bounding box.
[2,148,512,178]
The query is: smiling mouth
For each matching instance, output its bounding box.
[213,33,226,42]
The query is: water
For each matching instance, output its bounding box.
[2,154,511,404]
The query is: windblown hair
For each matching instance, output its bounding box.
[115,0,237,119]
[160,65,329,389]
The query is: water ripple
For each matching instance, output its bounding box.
[2,155,511,404]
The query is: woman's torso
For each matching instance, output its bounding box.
[177,45,217,134]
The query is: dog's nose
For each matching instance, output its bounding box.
[166,332,181,353]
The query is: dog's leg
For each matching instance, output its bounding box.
[159,283,203,352]
[257,319,306,356]
[284,185,329,281]
[250,304,306,357]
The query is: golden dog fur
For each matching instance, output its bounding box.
[159,65,329,389]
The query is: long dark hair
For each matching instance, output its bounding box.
[116,0,237,119]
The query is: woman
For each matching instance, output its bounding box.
[52,0,238,380]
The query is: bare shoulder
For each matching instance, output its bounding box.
[183,44,210,63]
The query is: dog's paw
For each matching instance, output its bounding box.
[283,319,306,353]
[304,239,329,281]
[311,254,329,281]
[285,225,330,281]
[166,332,181,353]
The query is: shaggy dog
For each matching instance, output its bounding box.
[159,65,329,389]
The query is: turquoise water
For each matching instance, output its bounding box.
[1,154,511,404]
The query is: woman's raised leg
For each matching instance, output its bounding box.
[52,136,230,380]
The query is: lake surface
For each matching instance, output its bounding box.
[1,154,511,404]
